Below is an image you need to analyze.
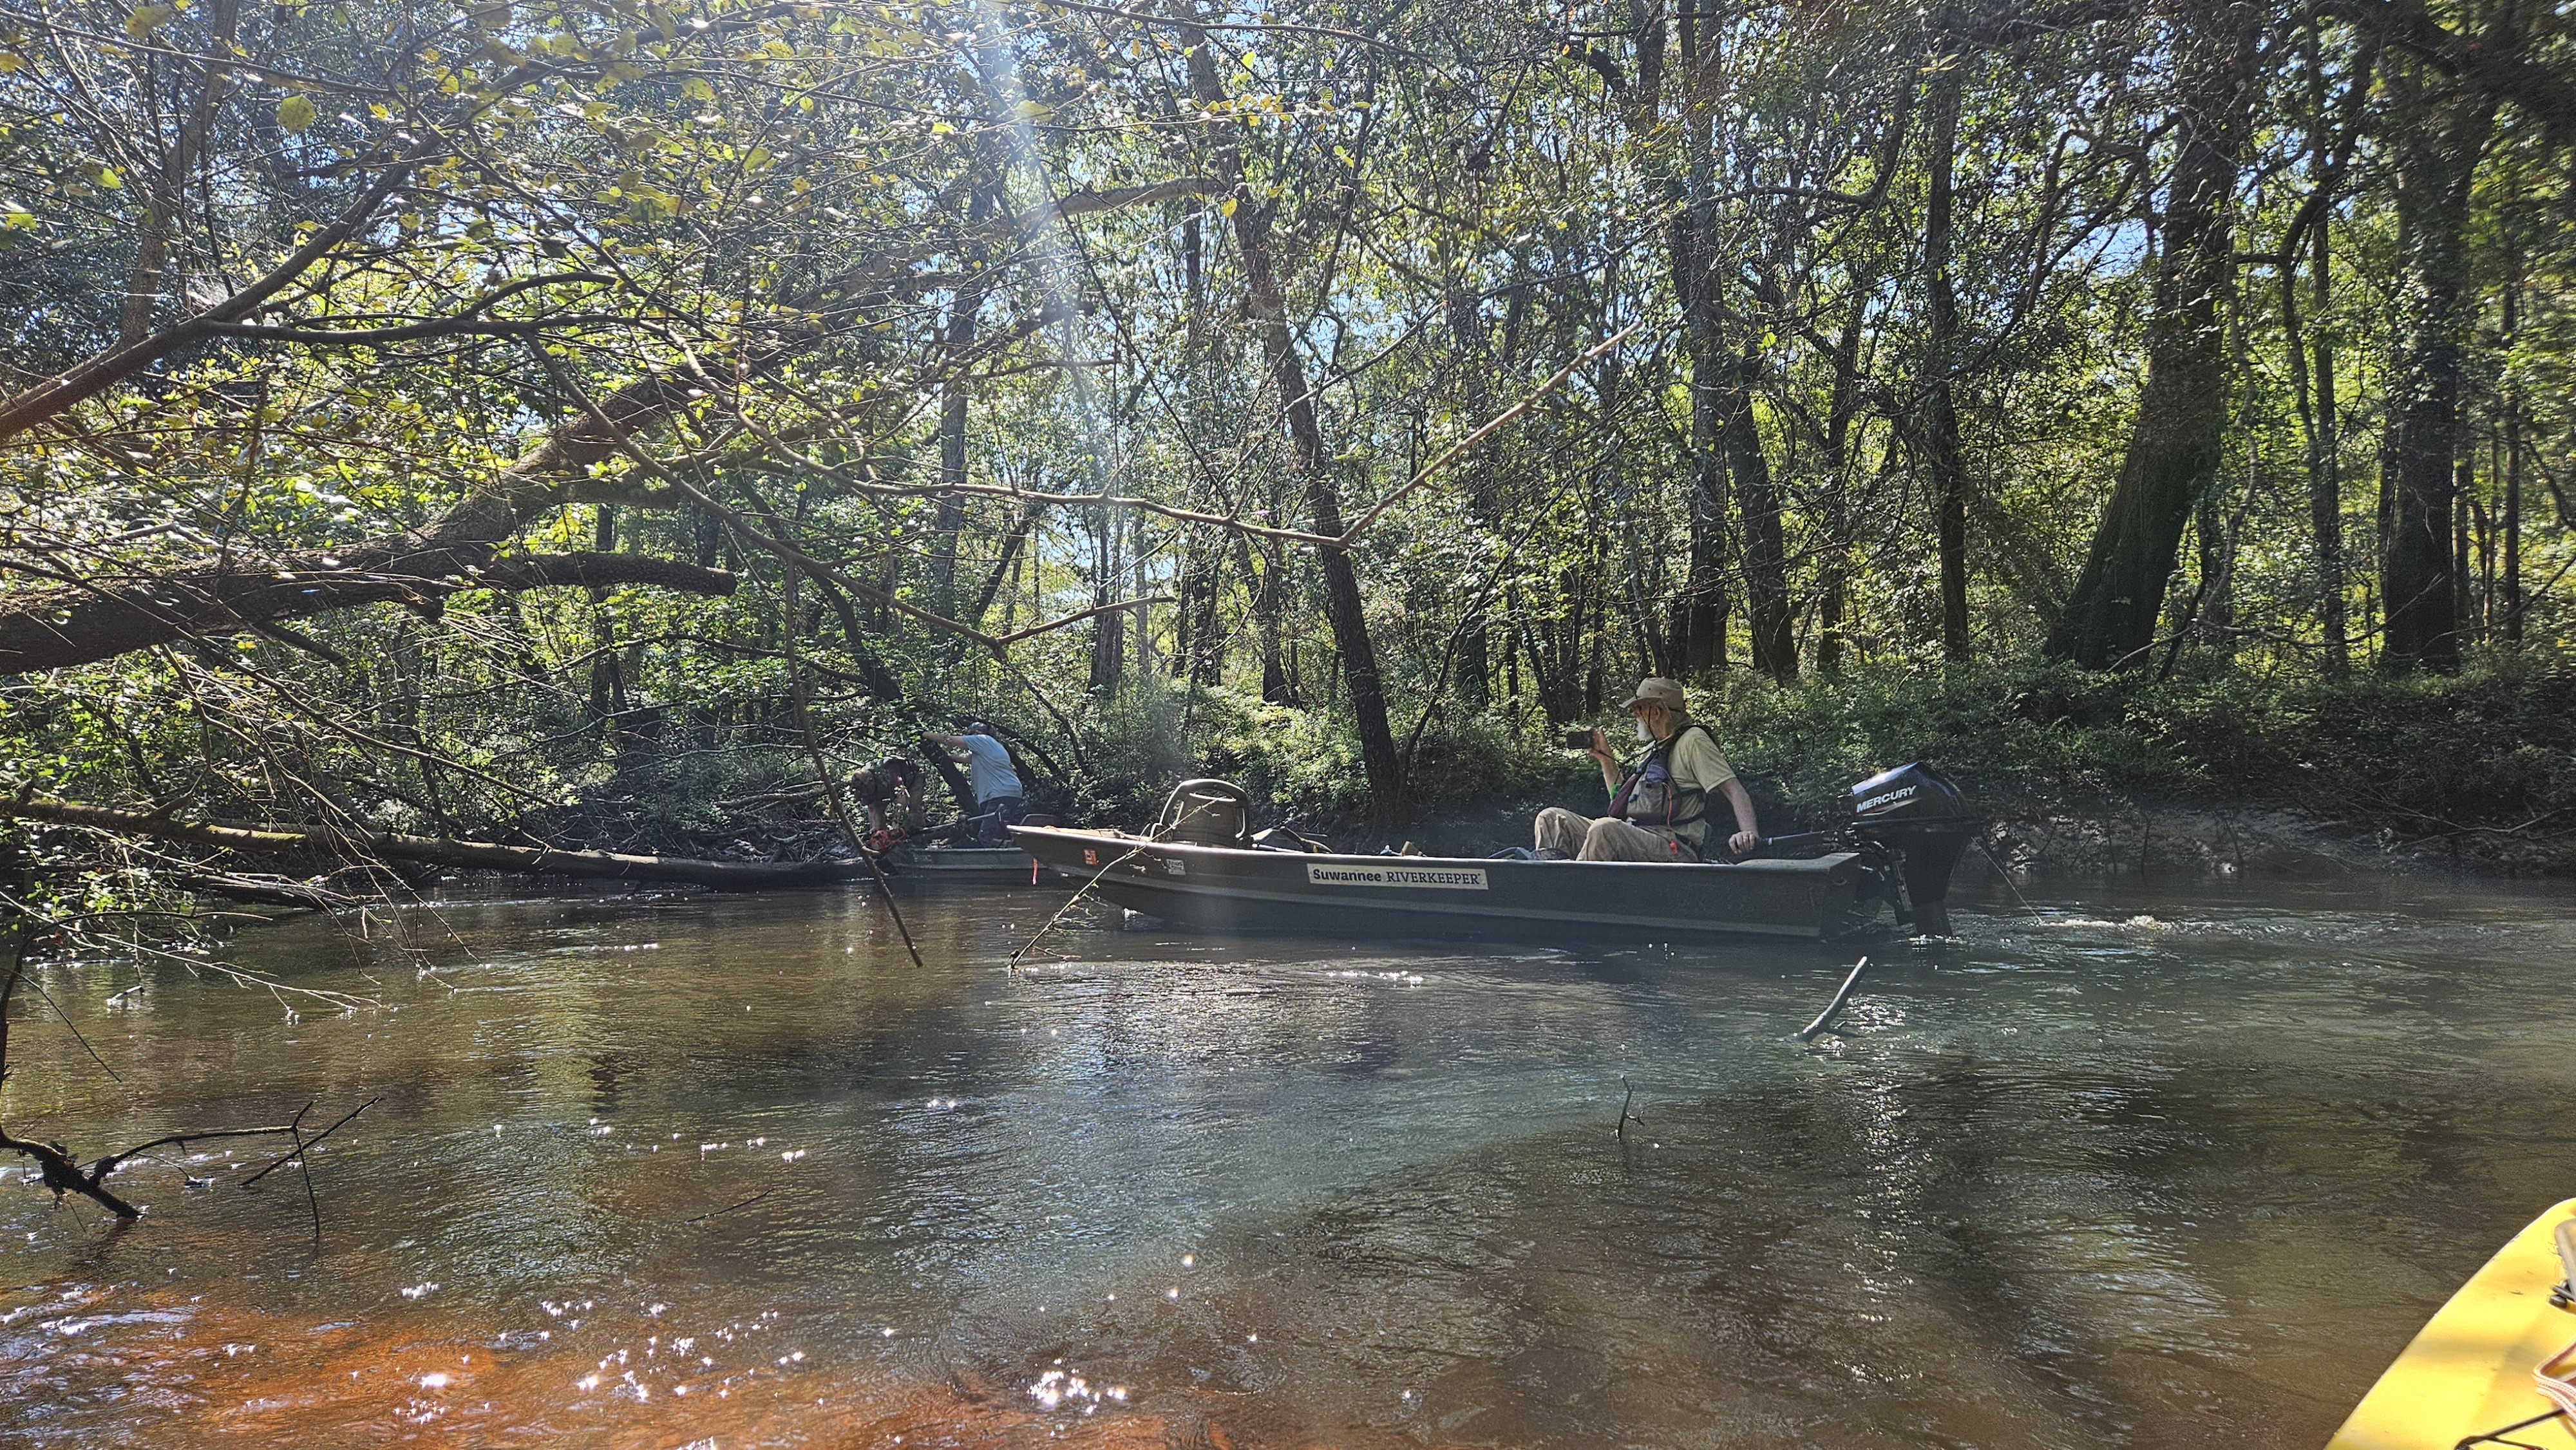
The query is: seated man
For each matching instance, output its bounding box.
[849,755,923,853]
[923,722,1027,846]
[1535,677,1760,862]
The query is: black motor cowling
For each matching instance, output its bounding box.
[1848,762,1977,937]
[1157,778,1252,847]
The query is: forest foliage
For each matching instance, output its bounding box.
[2,0,2573,922]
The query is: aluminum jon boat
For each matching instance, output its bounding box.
[1010,766,1978,945]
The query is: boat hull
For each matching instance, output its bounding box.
[1011,827,1884,942]
[2326,1198,2576,1450]
[890,846,1043,880]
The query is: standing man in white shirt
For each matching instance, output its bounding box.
[923,722,1027,845]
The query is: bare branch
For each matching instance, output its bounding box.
[0,159,421,440]
[0,552,733,673]
[1,794,875,890]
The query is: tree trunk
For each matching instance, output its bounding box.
[2046,11,2254,669]
[1721,348,1796,680]
[2503,265,2523,644]
[929,298,978,615]
[120,0,240,346]
[1186,29,1400,816]
[1446,283,1497,708]
[1240,530,1289,702]
[2378,55,2497,673]
[1924,64,1972,662]
[1244,208,1399,807]
[2293,17,2354,676]
[587,504,628,731]
[1173,540,1224,684]
[1090,502,1124,692]
[958,502,1036,639]
[1669,20,1732,681]
[2287,212,2351,676]
[2454,458,2475,640]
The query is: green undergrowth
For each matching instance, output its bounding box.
[1108,654,2576,866]
[1648,654,2576,862]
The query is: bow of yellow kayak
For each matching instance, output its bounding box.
[2327,1198,2576,1450]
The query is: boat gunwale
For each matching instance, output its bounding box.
[1009,824,1867,878]
[1009,825,1877,942]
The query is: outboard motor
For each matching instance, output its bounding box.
[1155,778,1252,847]
[1848,762,1978,937]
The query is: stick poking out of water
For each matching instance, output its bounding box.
[687,1188,773,1225]
[1614,1077,1646,1140]
[1798,957,1871,1041]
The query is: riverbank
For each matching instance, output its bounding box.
[1722,655,2576,880]
[105,655,2568,913]
[1206,655,2576,880]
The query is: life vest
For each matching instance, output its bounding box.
[1609,723,1714,844]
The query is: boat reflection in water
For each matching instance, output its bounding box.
[1012,764,1980,945]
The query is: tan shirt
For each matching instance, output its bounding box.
[1657,722,1734,844]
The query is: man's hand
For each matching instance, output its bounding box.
[1728,829,1759,857]
[1584,727,1615,764]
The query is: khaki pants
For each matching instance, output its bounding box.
[1535,807,1696,862]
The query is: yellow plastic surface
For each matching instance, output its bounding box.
[2326,1198,2576,1449]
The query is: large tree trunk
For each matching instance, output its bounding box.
[1924,64,1972,662]
[1235,202,1400,809]
[929,298,978,615]
[0,540,734,673]
[1815,305,1866,675]
[2503,263,2523,644]
[1721,348,1796,681]
[2046,11,2255,669]
[2286,15,2360,677]
[1668,11,1732,680]
[2289,211,2351,675]
[1624,0,1723,678]
[2378,57,2498,673]
[1186,29,1400,816]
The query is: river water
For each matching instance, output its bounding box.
[5,869,2573,1447]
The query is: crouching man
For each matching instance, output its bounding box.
[849,755,923,854]
[1535,678,1760,862]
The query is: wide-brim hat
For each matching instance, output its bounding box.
[1618,677,1688,713]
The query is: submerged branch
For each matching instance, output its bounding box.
[1,795,871,891]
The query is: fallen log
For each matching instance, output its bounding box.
[2,796,871,892]
[167,870,363,912]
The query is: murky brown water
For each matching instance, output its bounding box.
[5,869,2574,1447]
